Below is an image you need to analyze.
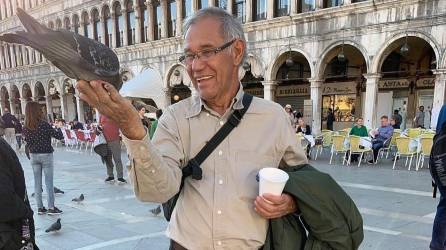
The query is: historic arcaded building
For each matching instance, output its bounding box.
[0,0,445,134]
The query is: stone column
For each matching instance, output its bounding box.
[162,88,171,108]
[4,45,11,68]
[363,73,381,129]
[0,99,4,116]
[161,0,169,38]
[0,45,5,69]
[21,46,28,65]
[262,81,277,101]
[226,0,233,14]
[89,16,96,41]
[176,0,183,36]
[290,0,297,14]
[208,0,214,7]
[309,79,323,135]
[146,0,155,41]
[315,0,323,9]
[192,0,198,13]
[35,50,40,63]
[111,12,117,48]
[431,70,446,130]
[135,6,142,43]
[0,1,6,19]
[100,16,107,44]
[12,0,17,15]
[46,95,53,120]
[122,7,129,46]
[267,0,274,19]
[246,0,253,22]
[20,98,27,115]
[76,96,85,123]
[9,45,17,68]
[60,94,67,120]
[343,0,352,5]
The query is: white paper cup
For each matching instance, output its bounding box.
[258,168,289,196]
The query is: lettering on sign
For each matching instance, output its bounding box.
[244,88,264,97]
[378,79,409,89]
[276,85,310,97]
[416,78,435,88]
[322,82,356,95]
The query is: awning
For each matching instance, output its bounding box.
[119,68,165,106]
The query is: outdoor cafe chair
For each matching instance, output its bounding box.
[408,128,422,138]
[393,137,417,171]
[347,135,372,167]
[416,134,434,171]
[313,131,333,160]
[376,137,393,163]
[330,135,348,165]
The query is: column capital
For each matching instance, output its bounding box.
[308,78,324,87]
[363,73,382,81]
[432,69,446,77]
[261,80,278,87]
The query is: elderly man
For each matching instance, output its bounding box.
[77,7,307,249]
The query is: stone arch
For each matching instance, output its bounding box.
[100,4,111,17]
[0,86,10,112]
[316,40,370,79]
[21,83,32,101]
[240,53,265,79]
[266,46,314,81]
[164,63,191,89]
[120,67,134,82]
[47,78,61,95]
[34,81,46,100]
[372,31,441,74]
[90,6,100,17]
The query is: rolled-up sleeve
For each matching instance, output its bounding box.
[122,109,184,203]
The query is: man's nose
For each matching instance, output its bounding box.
[191,57,206,72]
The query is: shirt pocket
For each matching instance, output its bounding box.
[234,150,277,202]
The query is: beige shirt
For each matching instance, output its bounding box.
[123,85,308,250]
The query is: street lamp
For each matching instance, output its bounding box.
[338,28,346,62]
[400,35,409,55]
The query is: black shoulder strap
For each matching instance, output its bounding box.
[182,93,254,180]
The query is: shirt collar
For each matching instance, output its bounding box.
[186,83,245,119]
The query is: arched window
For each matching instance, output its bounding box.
[103,6,112,47]
[17,45,23,66]
[154,3,162,40]
[324,0,342,8]
[114,2,124,47]
[25,48,29,65]
[183,0,192,19]
[168,0,176,37]
[233,0,245,23]
[92,9,100,41]
[215,0,227,9]
[275,0,289,17]
[126,0,136,45]
[299,0,315,12]
[64,17,71,30]
[73,14,80,34]
[253,0,266,21]
[198,0,208,9]
[82,12,90,37]
[138,0,147,42]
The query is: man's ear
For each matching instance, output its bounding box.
[232,39,245,66]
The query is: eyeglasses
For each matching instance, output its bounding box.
[179,39,236,66]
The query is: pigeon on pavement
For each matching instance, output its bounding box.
[45,218,61,233]
[72,194,84,203]
[150,205,162,216]
[0,8,122,90]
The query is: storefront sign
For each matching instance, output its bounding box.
[244,88,264,97]
[416,78,435,88]
[322,82,356,95]
[378,79,409,89]
[276,85,310,97]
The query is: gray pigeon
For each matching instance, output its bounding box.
[150,205,162,216]
[45,218,61,233]
[0,8,122,90]
[72,194,84,203]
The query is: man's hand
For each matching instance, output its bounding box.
[76,80,145,140]
[254,193,298,219]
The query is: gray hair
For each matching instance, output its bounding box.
[182,7,247,65]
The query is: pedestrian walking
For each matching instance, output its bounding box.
[23,102,64,215]
[0,137,39,250]
[414,105,425,128]
[1,108,19,148]
[326,108,335,131]
[99,115,126,184]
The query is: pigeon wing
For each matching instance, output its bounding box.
[16,7,50,34]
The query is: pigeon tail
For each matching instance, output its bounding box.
[0,33,33,47]
[16,8,49,34]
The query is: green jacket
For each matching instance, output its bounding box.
[263,164,363,250]
[149,120,158,139]
[349,125,368,137]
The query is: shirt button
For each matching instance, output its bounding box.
[151,169,156,173]
[206,113,210,117]
[218,179,223,185]
[219,121,224,125]
[217,241,222,246]
[217,210,222,215]
[218,150,223,156]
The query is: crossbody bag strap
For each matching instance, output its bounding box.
[182,93,254,180]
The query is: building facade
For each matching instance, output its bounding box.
[0,0,445,134]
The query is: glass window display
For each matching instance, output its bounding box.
[322,94,356,122]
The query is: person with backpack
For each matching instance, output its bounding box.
[430,104,446,250]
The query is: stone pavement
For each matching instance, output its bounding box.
[16,146,437,250]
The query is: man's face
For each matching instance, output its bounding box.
[357,119,363,126]
[184,17,241,102]
[381,118,388,127]
[420,106,424,112]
